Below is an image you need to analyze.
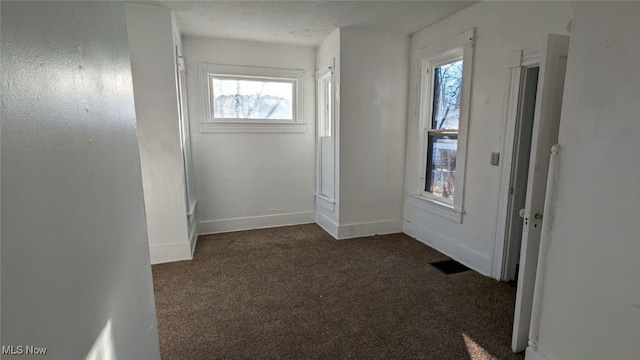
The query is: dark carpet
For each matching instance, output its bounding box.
[152,224,524,360]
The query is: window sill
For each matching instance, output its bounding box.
[407,194,464,223]
[200,121,307,134]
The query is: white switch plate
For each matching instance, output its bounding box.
[490,152,500,166]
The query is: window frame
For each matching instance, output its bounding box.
[412,28,474,222]
[197,63,306,133]
[315,63,336,211]
[317,70,332,138]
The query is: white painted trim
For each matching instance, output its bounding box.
[420,28,474,60]
[493,47,542,280]
[412,28,474,220]
[197,211,315,235]
[316,211,339,239]
[315,194,335,212]
[190,231,198,257]
[512,34,569,353]
[336,219,403,240]
[200,63,303,79]
[453,33,474,214]
[200,121,307,134]
[315,60,336,201]
[149,242,192,265]
[315,214,402,241]
[403,220,492,276]
[187,200,197,217]
[522,47,542,67]
[315,67,325,196]
[528,144,560,350]
[492,64,523,280]
[197,62,306,133]
[525,347,552,360]
[508,47,542,69]
[188,214,198,256]
[407,194,463,223]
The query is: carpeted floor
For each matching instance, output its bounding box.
[152,224,524,360]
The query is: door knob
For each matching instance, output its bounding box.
[534,213,543,220]
[519,209,526,218]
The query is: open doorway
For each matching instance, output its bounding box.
[502,66,539,285]
[493,35,570,353]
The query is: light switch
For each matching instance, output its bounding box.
[490,152,500,166]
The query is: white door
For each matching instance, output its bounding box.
[503,65,539,282]
[512,34,570,352]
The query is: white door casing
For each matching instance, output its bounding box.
[493,46,541,281]
[512,34,570,353]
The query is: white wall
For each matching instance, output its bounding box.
[184,37,317,234]
[315,29,341,235]
[528,3,640,360]
[403,1,573,275]
[125,4,191,264]
[1,2,160,359]
[338,28,409,238]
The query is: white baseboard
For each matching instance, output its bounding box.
[188,210,198,256]
[149,242,192,265]
[189,225,198,257]
[316,211,339,239]
[337,219,403,240]
[316,212,402,240]
[403,220,492,276]
[197,211,315,235]
[525,347,551,360]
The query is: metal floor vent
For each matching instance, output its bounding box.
[429,259,471,275]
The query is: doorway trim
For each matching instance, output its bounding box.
[492,47,541,280]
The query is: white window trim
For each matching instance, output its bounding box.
[197,63,307,133]
[412,28,474,222]
[316,69,333,137]
[315,62,336,209]
[407,193,463,223]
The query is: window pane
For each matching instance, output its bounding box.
[211,78,293,120]
[426,135,458,201]
[325,80,332,136]
[318,78,332,137]
[431,60,463,130]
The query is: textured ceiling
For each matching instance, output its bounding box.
[150,1,477,46]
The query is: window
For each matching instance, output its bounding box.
[317,70,332,138]
[426,59,462,200]
[197,63,306,133]
[315,64,335,210]
[413,29,474,221]
[210,76,294,120]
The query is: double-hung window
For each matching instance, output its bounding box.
[198,63,306,133]
[414,29,474,221]
[425,56,463,200]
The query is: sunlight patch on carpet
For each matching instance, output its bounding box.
[462,333,497,360]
